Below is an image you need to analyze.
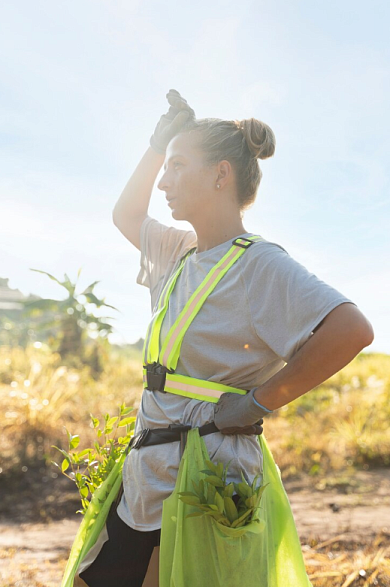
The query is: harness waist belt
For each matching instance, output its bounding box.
[143,364,248,404]
[129,422,219,450]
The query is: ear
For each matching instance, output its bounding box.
[216,160,233,188]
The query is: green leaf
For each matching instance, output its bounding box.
[119,417,137,427]
[81,280,100,295]
[238,482,252,498]
[216,462,224,479]
[30,269,65,288]
[90,415,100,428]
[215,491,224,514]
[70,435,80,450]
[106,417,118,428]
[186,512,205,518]
[204,475,224,488]
[204,460,218,474]
[231,508,254,528]
[245,495,257,509]
[251,473,261,492]
[78,449,93,458]
[207,483,216,504]
[209,513,231,526]
[224,483,234,498]
[224,497,239,523]
[120,406,134,416]
[62,459,70,472]
[200,469,217,476]
[254,483,269,505]
[179,496,201,506]
[80,486,89,498]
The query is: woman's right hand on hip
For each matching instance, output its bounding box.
[150,89,195,154]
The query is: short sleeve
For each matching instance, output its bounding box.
[136,215,197,301]
[242,243,357,363]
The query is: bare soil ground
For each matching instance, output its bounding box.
[0,469,389,586]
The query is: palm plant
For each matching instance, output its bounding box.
[23,268,118,364]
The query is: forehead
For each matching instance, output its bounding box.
[164,133,201,167]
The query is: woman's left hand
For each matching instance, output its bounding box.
[214,389,271,434]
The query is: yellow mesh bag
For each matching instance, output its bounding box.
[160,428,312,587]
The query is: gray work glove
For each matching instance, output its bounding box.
[214,388,271,435]
[150,89,195,154]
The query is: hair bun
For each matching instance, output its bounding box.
[238,118,276,160]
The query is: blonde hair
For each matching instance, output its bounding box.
[181,117,276,211]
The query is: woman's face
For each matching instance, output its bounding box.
[157,132,216,223]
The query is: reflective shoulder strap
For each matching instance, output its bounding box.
[159,236,264,371]
[143,247,196,365]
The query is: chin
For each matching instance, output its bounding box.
[171,209,186,222]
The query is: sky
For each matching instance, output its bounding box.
[0,0,389,354]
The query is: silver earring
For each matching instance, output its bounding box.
[216,184,221,189]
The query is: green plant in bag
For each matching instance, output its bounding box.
[178,459,268,528]
[52,402,135,513]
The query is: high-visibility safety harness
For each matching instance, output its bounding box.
[142,236,263,403]
[127,235,265,455]
[61,234,312,587]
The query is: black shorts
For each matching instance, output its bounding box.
[79,508,161,587]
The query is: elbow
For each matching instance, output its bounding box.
[352,315,375,351]
[359,321,375,348]
[112,206,119,227]
[327,303,375,351]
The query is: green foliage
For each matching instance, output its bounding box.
[1,348,390,487]
[178,459,268,529]
[52,403,135,514]
[267,352,390,478]
[22,268,118,369]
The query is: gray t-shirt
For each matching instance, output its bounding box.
[118,216,355,531]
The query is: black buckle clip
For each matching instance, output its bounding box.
[144,362,174,393]
[232,237,255,249]
[129,428,150,450]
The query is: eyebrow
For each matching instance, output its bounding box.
[163,154,185,171]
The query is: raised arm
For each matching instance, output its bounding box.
[112,89,195,251]
[112,147,164,250]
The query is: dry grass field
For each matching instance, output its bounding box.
[1,345,389,586]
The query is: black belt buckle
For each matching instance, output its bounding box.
[144,362,173,393]
[232,237,254,249]
[130,428,150,450]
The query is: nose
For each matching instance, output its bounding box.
[157,169,170,191]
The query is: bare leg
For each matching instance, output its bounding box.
[142,546,160,587]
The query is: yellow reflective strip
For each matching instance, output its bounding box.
[146,255,188,363]
[168,373,247,395]
[165,378,223,399]
[163,238,266,367]
[142,369,248,401]
[163,386,220,403]
[145,236,264,367]
[160,246,244,367]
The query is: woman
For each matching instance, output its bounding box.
[79,89,374,587]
